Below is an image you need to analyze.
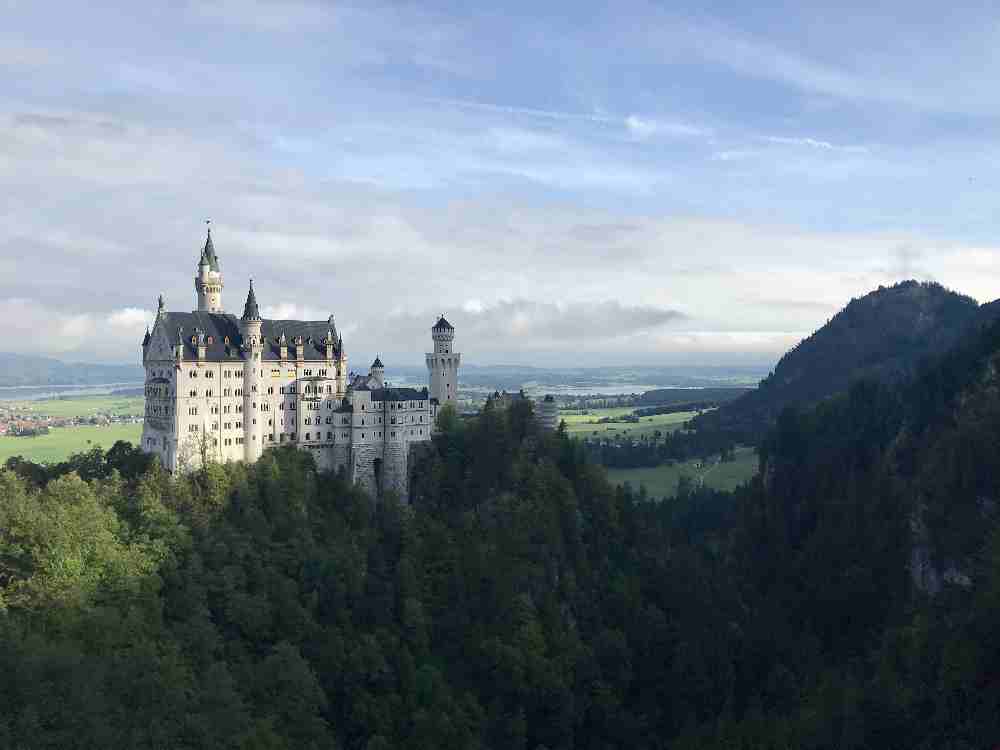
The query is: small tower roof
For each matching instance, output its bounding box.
[198,227,220,272]
[241,279,261,321]
[372,356,384,368]
[142,327,151,347]
[433,315,454,330]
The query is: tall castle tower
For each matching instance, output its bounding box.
[195,226,224,312]
[426,316,460,406]
[240,280,265,462]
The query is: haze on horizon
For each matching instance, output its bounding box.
[3,0,1000,367]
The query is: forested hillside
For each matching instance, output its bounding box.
[693,281,988,439]
[0,352,142,387]
[2,322,1000,749]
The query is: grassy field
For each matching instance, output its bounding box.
[560,407,699,439]
[4,395,144,419]
[606,446,758,499]
[0,423,143,464]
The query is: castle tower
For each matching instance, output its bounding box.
[240,280,265,462]
[426,316,460,406]
[195,226,224,313]
[370,356,384,388]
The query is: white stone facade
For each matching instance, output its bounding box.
[140,230,457,499]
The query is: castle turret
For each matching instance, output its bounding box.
[195,226,224,313]
[240,280,264,462]
[337,333,347,396]
[426,315,460,406]
[370,356,384,388]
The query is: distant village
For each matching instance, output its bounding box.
[0,402,142,437]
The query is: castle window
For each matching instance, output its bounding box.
[327,432,332,440]
[306,433,311,440]
[207,336,214,345]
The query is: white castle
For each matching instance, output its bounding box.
[140,228,460,497]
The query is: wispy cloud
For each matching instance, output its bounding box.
[762,135,869,153]
[626,115,708,139]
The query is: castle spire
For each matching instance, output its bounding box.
[241,279,261,321]
[195,222,224,313]
[199,221,220,272]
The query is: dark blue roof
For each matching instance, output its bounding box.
[153,312,343,362]
[371,387,429,401]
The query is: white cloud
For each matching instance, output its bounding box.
[626,115,707,140]
[762,135,869,153]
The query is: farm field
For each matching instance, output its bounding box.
[560,407,700,438]
[606,446,758,499]
[0,423,142,464]
[4,395,144,419]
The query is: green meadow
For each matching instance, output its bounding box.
[0,423,143,464]
[5,395,144,419]
[559,407,699,439]
[606,446,758,499]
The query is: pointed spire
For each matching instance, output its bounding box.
[241,279,261,322]
[372,356,384,369]
[142,326,151,347]
[199,221,220,272]
[157,294,166,317]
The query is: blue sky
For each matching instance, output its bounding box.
[3,0,1000,366]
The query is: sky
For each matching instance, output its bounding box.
[3,0,1000,367]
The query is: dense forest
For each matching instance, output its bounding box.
[2,308,1000,747]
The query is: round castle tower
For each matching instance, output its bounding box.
[426,316,460,406]
[195,226,224,313]
[240,280,265,462]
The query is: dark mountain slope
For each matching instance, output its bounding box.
[695,280,989,437]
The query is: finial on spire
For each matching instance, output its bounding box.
[157,294,166,316]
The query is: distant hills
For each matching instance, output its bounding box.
[0,352,142,388]
[695,280,999,437]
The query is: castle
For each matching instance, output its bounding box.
[140,228,460,497]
